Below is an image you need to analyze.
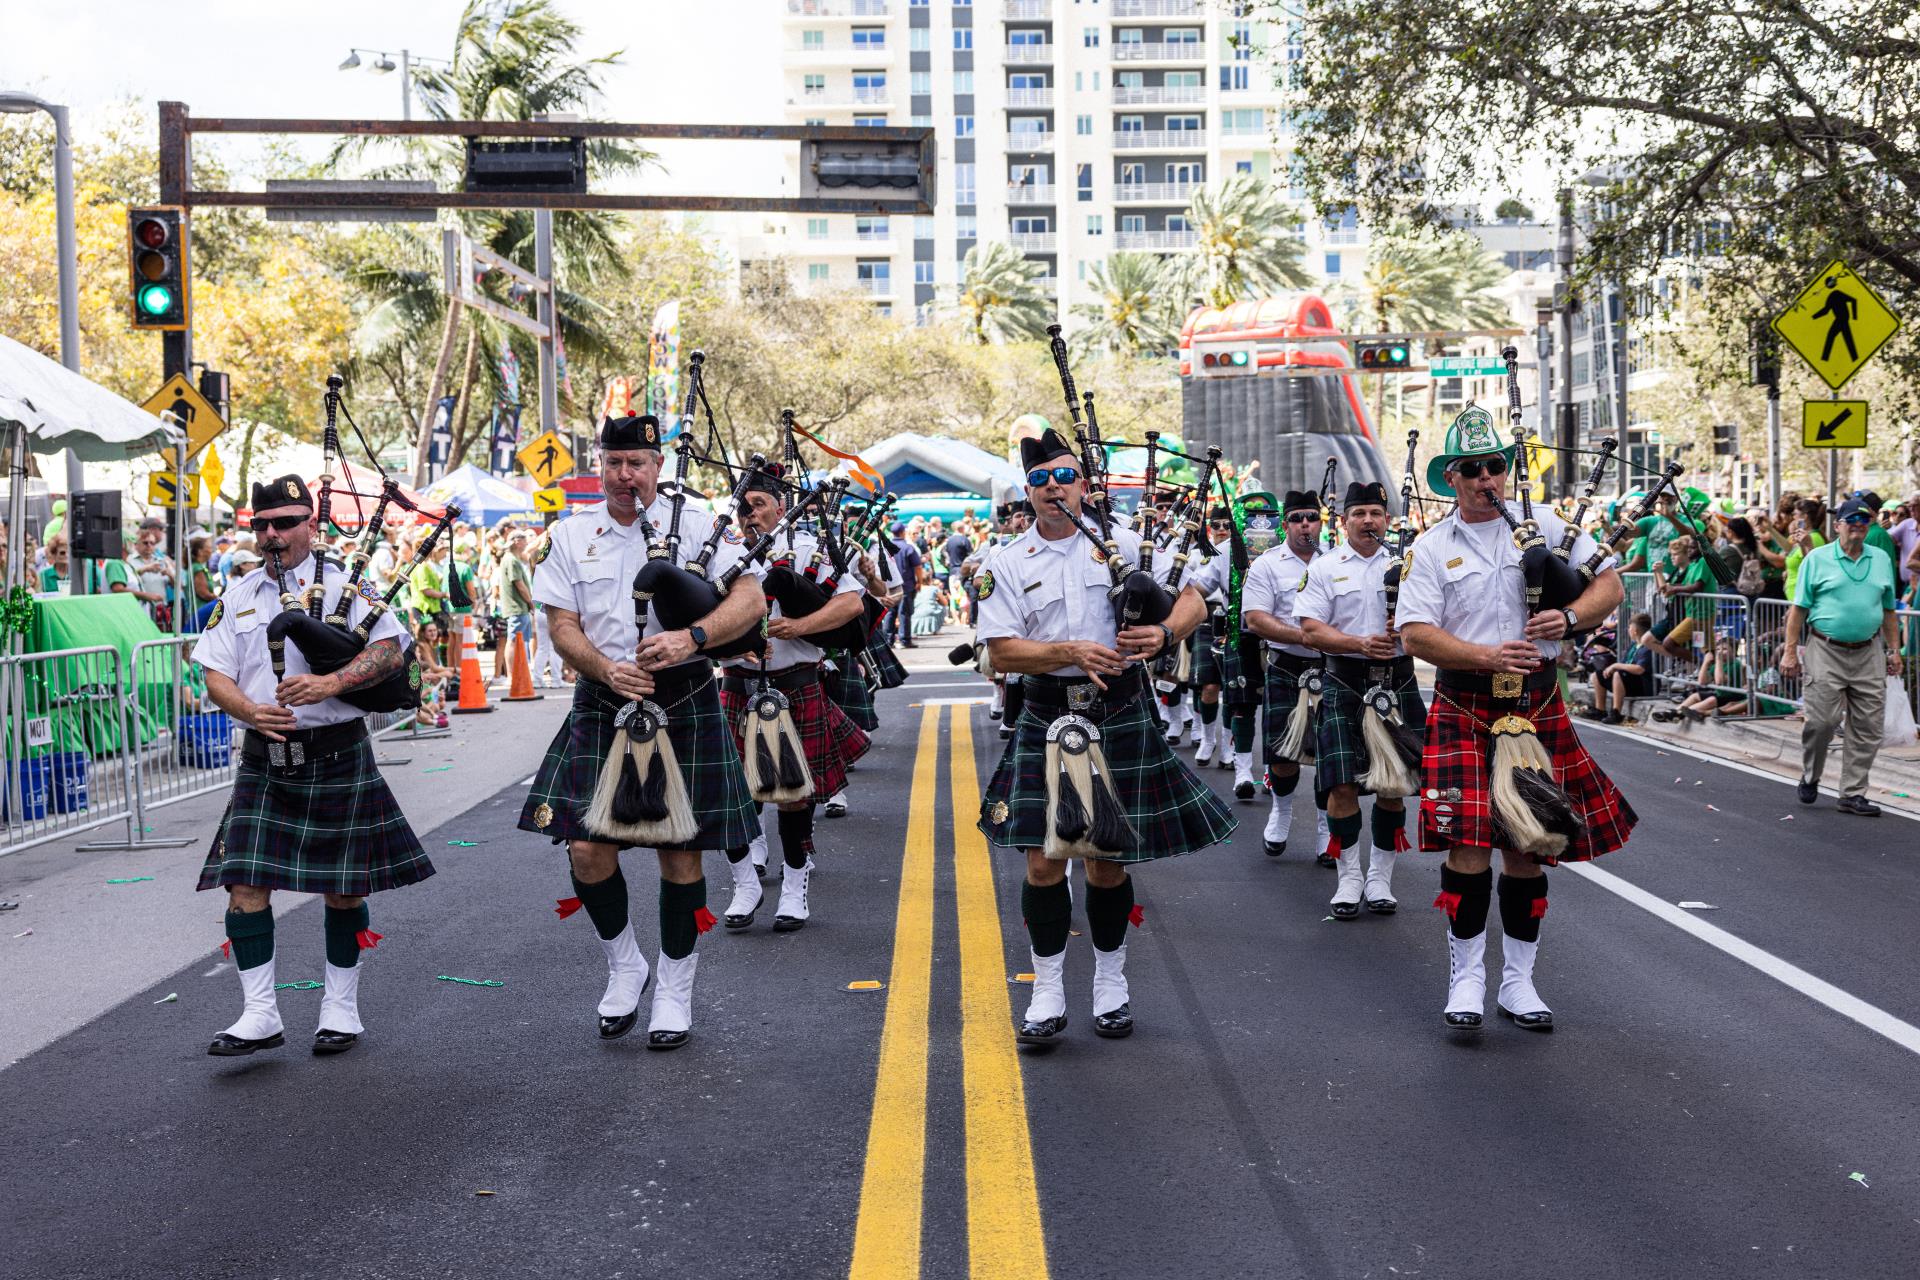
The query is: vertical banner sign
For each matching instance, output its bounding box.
[599,375,634,424]
[427,395,457,483]
[498,347,523,407]
[489,403,524,479]
[554,324,574,403]
[647,300,682,430]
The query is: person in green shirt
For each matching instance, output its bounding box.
[1782,500,1828,602]
[496,528,536,664]
[1634,492,1690,573]
[36,533,68,593]
[408,541,449,627]
[1780,498,1902,815]
[1647,534,1714,661]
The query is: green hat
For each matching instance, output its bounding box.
[1425,403,1520,499]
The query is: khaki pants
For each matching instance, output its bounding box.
[1800,634,1886,797]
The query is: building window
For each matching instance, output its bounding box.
[953,70,973,93]
[1117,114,1144,132]
[1087,215,1103,235]
[1220,65,1250,91]
[1009,29,1045,45]
[911,71,931,95]
[955,115,975,137]
[1010,163,1048,186]
[1231,21,1253,58]
[1235,159,1253,174]
[1009,73,1047,88]
[954,0,971,6]
[1084,27,1099,47]
[1167,114,1202,132]
[807,218,830,239]
[957,214,978,238]
[1077,114,1094,135]
[1092,72,1101,89]
[1324,252,1341,275]
[911,28,930,51]
[853,71,887,99]
[856,215,890,239]
[1170,161,1202,185]
[915,261,935,285]
[915,216,935,239]
[1166,27,1200,44]
[857,260,890,284]
[852,27,885,48]
[854,116,888,127]
[802,30,824,49]
[1011,216,1051,234]
[1078,260,1087,280]
[802,74,825,94]
[954,162,976,202]
[1167,214,1190,232]
[1119,214,1145,232]
[1074,72,1083,91]
[1077,163,1093,201]
[808,263,830,282]
[954,29,972,50]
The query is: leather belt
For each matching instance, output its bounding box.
[1435,667,1557,697]
[241,719,367,770]
[1808,625,1877,651]
[722,663,821,695]
[1264,649,1320,675]
[1327,654,1415,688]
[1024,665,1146,713]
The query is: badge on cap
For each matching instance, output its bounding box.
[285,479,300,498]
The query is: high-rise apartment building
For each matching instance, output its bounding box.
[765,0,1337,327]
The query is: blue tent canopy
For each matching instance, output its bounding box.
[421,463,537,526]
[837,433,1024,508]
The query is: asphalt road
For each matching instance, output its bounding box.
[4,675,1919,1280]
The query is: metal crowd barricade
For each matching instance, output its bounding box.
[1614,575,1806,718]
[1,644,135,856]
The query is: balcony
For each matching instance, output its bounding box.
[1113,128,1207,150]
[1007,131,1055,152]
[800,232,899,254]
[1007,184,1057,205]
[1009,232,1058,253]
[1115,181,1197,204]
[1112,0,1201,15]
[855,276,896,297]
[784,39,891,61]
[787,86,893,109]
[1115,229,1197,250]
[1004,43,1055,64]
[1005,88,1055,109]
[1111,84,1206,106]
[785,0,889,17]
[1003,0,1050,17]
[1112,41,1208,63]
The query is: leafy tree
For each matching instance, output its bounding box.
[1344,218,1510,334]
[1071,253,1178,357]
[952,241,1052,345]
[1162,172,1311,310]
[1493,198,1534,222]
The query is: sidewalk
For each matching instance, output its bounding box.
[0,680,571,1067]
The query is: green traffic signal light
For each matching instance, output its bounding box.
[138,283,175,316]
[1389,346,1407,363]
[1230,350,1249,366]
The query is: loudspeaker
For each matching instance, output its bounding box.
[69,490,123,560]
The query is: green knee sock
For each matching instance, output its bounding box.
[1020,879,1073,957]
[1197,700,1219,725]
[659,878,708,961]
[224,907,274,971]
[1083,876,1135,953]
[324,903,370,968]
[571,867,630,941]
[1231,711,1256,753]
[1369,803,1406,850]
[1328,811,1363,848]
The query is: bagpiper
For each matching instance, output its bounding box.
[520,414,766,1049]
[1296,480,1428,919]
[977,428,1238,1045]
[1240,488,1331,859]
[1397,406,1637,1032]
[195,476,434,1058]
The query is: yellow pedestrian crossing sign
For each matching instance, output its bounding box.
[532,485,567,514]
[516,431,573,487]
[1771,260,1900,391]
[142,372,227,464]
[1803,400,1868,449]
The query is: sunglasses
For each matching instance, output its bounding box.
[1284,512,1319,525]
[1026,466,1081,487]
[1454,457,1509,479]
[249,515,309,534]
[1840,513,1872,525]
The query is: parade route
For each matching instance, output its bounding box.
[4,677,1920,1280]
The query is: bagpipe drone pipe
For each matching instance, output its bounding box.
[1360,429,1426,798]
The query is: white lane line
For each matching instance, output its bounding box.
[1562,860,1920,1058]
[518,775,536,786]
[914,697,994,707]
[897,681,992,690]
[1580,721,1919,824]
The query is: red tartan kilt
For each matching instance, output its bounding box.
[720,673,870,801]
[1417,684,1637,864]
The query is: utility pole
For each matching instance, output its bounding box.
[157,101,192,385]
[534,210,559,438]
[1555,187,1576,498]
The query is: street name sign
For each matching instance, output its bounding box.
[1428,356,1509,377]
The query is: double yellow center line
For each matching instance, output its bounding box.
[848,704,1049,1280]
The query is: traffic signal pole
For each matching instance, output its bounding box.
[157,102,192,386]
[1555,187,1577,499]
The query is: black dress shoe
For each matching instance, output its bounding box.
[1330,900,1360,920]
[1365,896,1398,915]
[600,1011,639,1040]
[773,913,806,933]
[998,724,1014,740]
[1093,1004,1134,1039]
[1838,794,1882,817]
[1443,1011,1483,1032]
[988,707,1002,721]
[647,1028,690,1050]
[1263,839,1286,858]
[1797,778,1819,804]
[312,1029,358,1056]
[1498,1005,1554,1032]
[723,906,757,930]
[1234,779,1256,800]
[1016,1013,1067,1046]
[208,1030,285,1057]
[1316,851,1338,869]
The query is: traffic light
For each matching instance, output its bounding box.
[1712,422,1738,457]
[1749,323,1780,389]
[799,133,937,213]
[1355,340,1411,372]
[1193,342,1257,377]
[126,206,189,331]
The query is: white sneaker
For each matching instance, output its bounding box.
[597,925,652,1037]
[750,831,770,879]
[214,957,284,1049]
[1017,950,1068,1042]
[647,952,698,1049]
[824,791,849,818]
[774,859,813,931]
[315,961,364,1037]
[1497,936,1553,1031]
[1364,843,1399,913]
[1232,752,1257,800]
[725,855,763,929]
[1445,931,1488,1029]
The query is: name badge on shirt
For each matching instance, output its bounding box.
[1447,557,1464,569]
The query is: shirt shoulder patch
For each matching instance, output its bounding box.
[532,535,553,565]
[204,601,223,629]
[976,569,995,601]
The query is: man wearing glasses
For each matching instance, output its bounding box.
[977,428,1236,1047]
[1780,496,1903,816]
[1242,489,1334,861]
[1396,407,1635,1035]
[192,476,433,1060]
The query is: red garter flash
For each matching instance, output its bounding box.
[1128,905,1145,928]
[356,930,383,951]
[553,896,584,919]
[1326,838,1345,862]
[1433,891,1462,919]
[220,940,231,959]
[1393,829,1412,853]
[1531,898,1549,920]
[693,907,718,934]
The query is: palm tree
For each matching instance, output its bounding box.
[1348,217,1510,333]
[1071,252,1178,356]
[1163,172,1312,310]
[952,242,1052,345]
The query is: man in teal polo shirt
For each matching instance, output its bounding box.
[1780,498,1903,816]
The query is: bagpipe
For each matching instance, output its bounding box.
[266,375,457,714]
[1275,457,1341,763]
[1359,429,1425,799]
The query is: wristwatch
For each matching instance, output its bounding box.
[688,624,708,652]
[1560,607,1579,634]
[1157,623,1174,656]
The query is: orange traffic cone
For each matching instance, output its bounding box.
[505,631,542,701]
[450,614,494,715]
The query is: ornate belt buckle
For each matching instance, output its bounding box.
[268,741,286,768]
[1491,671,1524,699]
[1067,682,1099,712]
[1301,668,1325,696]
[1367,664,1390,686]
[1364,685,1396,718]
[267,740,305,769]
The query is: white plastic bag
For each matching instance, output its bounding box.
[1884,676,1918,747]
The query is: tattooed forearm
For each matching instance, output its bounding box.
[334,638,404,692]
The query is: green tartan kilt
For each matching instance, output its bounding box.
[1315,662,1428,793]
[978,671,1238,863]
[863,631,909,689]
[198,739,433,896]
[519,667,759,852]
[822,649,880,731]
[1262,652,1317,766]
[1192,626,1222,688]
